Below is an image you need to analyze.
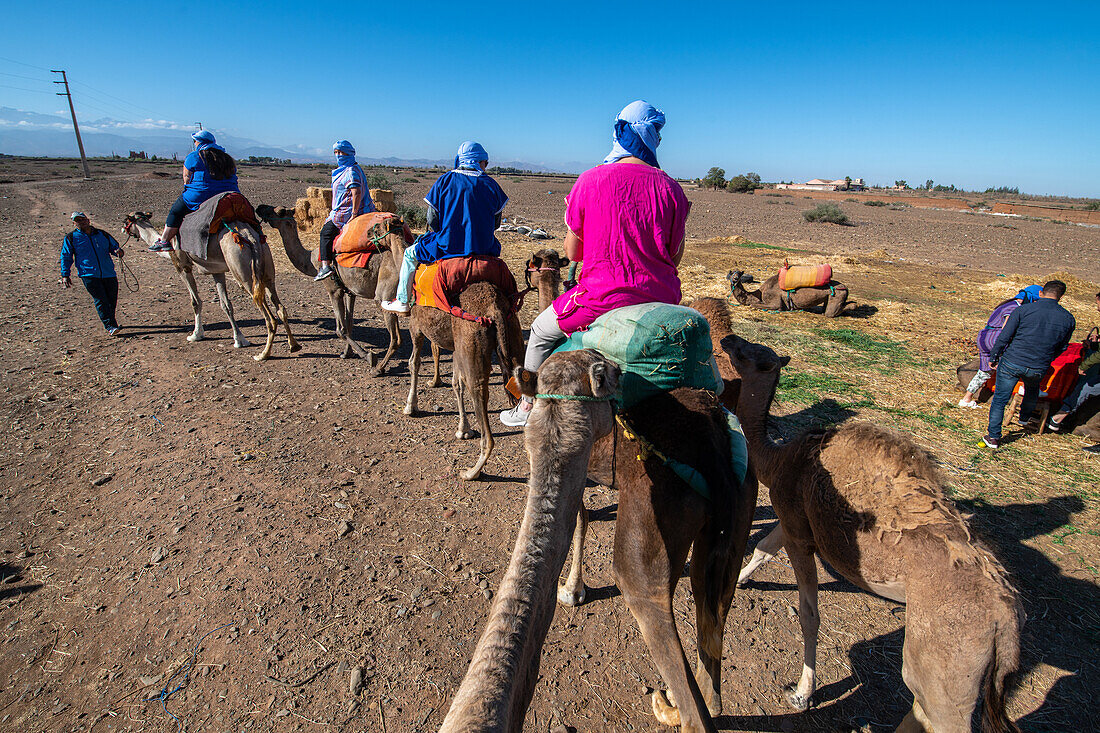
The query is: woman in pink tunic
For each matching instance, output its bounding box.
[500,100,691,427]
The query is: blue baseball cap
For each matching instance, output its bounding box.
[192,130,216,144]
[70,211,88,220]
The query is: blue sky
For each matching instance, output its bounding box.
[2,1,1098,196]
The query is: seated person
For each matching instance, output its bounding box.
[148,130,240,252]
[499,100,690,427]
[381,141,508,314]
[315,140,374,281]
[1048,291,1100,432]
[959,285,1042,407]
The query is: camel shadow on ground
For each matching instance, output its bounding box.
[0,563,42,603]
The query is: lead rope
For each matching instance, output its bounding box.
[119,232,140,293]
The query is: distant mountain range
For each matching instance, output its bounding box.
[0,107,567,173]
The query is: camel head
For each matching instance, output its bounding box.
[522,349,619,455]
[254,204,294,227]
[720,334,789,411]
[122,211,154,237]
[525,248,569,288]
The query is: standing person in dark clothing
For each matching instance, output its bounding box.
[59,211,125,335]
[984,279,1076,448]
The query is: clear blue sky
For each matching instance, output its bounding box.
[2,1,1098,197]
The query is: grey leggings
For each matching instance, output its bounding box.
[966,369,992,395]
[524,306,567,372]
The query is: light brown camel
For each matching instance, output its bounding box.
[441,349,758,732]
[255,204,403,373]
[722,334,1023,732]
[122,212,299,360]
[399,248,526,481]
[523,248,569,312]
[728,268,852,317]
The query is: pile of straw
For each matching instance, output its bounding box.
[290,187,397,232]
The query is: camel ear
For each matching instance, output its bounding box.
[779,356,791,368]
[588,359,619,399]
[509,367,537,398]
[559,256,570,267]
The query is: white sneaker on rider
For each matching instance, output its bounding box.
[500,397,533,427]
[380,299,410,314]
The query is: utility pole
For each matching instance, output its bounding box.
[195,122,203,131]
[51,70,91,180]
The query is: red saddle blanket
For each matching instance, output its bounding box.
[335,212,413,254]
[778,264,832,290]
[414,255,519,324]
[210,192,262,236]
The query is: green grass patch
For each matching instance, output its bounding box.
[777,370,859,403]
[812,328,916,366]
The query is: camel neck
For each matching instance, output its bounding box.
[736,377,788,487]
[440,410,592,731]
[536,276,559,314]
[274,222,317,277]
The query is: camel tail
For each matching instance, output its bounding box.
[243,226,267,303]
[980,603,1022,733]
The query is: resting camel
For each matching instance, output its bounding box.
[722,334,1023,732]
[523,248,569,312]
[255,204,403,373]
[728,268,851,317]
[441,349,758,732]
[122,212,298,360]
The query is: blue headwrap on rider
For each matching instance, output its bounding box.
[333,140,357,171]
[1016,285,1043,303]
[192,130,216,145]
[454,141,488,172]
[602,100,665,168]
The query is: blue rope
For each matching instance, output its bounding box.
[146,621,236,730]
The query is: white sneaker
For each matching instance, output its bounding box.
[958,398,979,409]
[500,398,533,427]
[380,299,410,314]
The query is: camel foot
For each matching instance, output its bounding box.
[403,405,416,417]
[556,584,586,607]
[456,429,478,440]
[289,342,302,353]
[783,683,813,712]
[367,352,377,368]
[461,467,482,481]
[233,337,251,349]
[429,378,443,388]
[187,332,204,343]
[651,690,680,727]
[253,352,271,362]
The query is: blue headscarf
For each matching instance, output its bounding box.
[1016,285,1043,303]
[192,130,216,145]
[454,141,488,172]
[333,140,357,172]
[602,100,665,168]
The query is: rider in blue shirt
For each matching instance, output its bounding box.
[148,130,240,252]
[314,140,374,281]
[382,141,508,313]
[60,212,125,334]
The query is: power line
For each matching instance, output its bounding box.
[70,80,163,118]
[0,55,49,71]
[0,70,53,83]
[0,83,55,95]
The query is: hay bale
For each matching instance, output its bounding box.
[371,189,396,213]
[319,189,333,207]
[306,186,325,199]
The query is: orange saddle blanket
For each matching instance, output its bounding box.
[334,212,414,269]
[209,192,262,236]
[778,264,832,291]
[414,255,519,324]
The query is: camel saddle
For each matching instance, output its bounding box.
[778,263,831,291]
[413,255,519,325]
[334,212,414,269]
[178,192,264,260]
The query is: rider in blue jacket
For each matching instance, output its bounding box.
[60,211,125,335]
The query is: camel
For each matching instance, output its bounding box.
[255,204,403,373]
[441,349,758,732]
[728,268,852,317]
[721,333,1023,732]
[399,245,526,481]
[523,248,569,312]
[122,212,298,360]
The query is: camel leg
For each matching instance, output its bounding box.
[738,522,786,586]
[429,342,443,388]
[333,291,348,341]
[404,329,424,416]
[339,294,377,366]
[372,311,400,376]
[784,546,820,711]
[614,482,714,733]
[251,282,278,361]
[267,283,301,353]
[210,274,250,348]
[461,367,493,481]
[557,503,588,606]
[453,370,472,440]
[824,286,849,318]
[179,268,205,343]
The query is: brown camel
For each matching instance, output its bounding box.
[728,268,851,317]
[523,248,569,312]
[254,204,404,373]
[122,212,299,360]
[722,334,1023,732]
[441,349,758,732]
[399,247,526,481]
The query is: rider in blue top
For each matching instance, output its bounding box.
[148,130,241,252]
[314,140,374,281]
[382,141,508,313]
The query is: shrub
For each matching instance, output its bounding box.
[1084,202,1100,211]
[727,172,762,193]
[702,167,726,190]
[367,172,391,189]
[863,200,887,207]
[402,176,418,183]
[396,203,427,229]
[984,186,1019,195]
[803,203,851,225]
[844,198,858,202]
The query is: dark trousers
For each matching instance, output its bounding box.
[319,220,340,262]
[80,276,119,330]
[988,358,1045,439]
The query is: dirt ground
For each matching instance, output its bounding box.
[0,159,1097,732]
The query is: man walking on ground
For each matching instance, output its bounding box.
[984,279,1076,449]
[59,211,125,336]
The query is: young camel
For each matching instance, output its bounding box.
[255,204,403,373]
[722,333,1023,732]
[440,350,758,733]
[523,248,569,313]
[728,268,851,317]
[122,212,298,360]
